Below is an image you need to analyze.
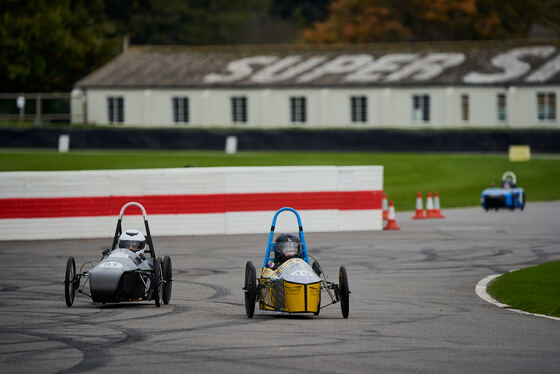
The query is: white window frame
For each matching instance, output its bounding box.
[351,96,367,123]
[412,94,430,123]
[290,96,307,123]
[537,92,556,121]
[231,96,248,123]
[172,97,189,124]
[497,93,507,122]
[107,96,124,124]
[461,94,469,122]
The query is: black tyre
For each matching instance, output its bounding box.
[153,257,163,307]
[244,261,257,318]
[339,266,350,319]
[65,257,76,307]
[162,256,172,305]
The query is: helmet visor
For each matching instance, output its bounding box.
[119,240,144,250]
[276,241,300,258]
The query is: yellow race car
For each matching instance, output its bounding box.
[243,207,350,318]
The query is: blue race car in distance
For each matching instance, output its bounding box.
[481,171,525,211]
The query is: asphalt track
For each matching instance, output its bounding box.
[1,202,559,373]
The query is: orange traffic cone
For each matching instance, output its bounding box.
[382,193,388,221]
[426,192,437,218]
[412,191,426,219]
[432,192,445,218]
[384,200,400,230]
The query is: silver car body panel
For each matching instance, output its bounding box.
[89,248,153,303]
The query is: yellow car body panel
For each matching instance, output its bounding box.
[258,258,321,313]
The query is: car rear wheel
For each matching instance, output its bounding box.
[244,261,257,318]
[339,266,350,319]
[65,257,76,307]
[153,257,163,307]
[162,256,172,305]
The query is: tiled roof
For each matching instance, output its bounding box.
[76,39,560,88]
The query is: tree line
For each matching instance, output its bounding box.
[302,0,560,43]
[1,0,557,92]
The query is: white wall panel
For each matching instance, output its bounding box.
[224,166,339,193]
[0,166,383,240]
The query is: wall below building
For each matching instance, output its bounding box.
[2,127,559,153]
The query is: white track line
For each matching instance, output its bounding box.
[475,274,560,321]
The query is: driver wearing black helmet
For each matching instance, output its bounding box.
[269,233,303,269]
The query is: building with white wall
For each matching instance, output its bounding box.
[72,40,560,128]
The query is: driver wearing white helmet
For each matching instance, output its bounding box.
[118,229,146,252]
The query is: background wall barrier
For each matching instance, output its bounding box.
[2,127,560,153]
[0,166,383,240]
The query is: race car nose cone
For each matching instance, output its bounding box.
[89,266,123,303]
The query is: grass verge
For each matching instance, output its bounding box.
[1,149,559,210]
[487,261,560,318]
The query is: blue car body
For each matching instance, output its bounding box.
[481,187,525,211]
[481,171,525,211]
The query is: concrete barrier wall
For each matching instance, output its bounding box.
[0,166,383,240]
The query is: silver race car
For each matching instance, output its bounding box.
[64,202,172,307]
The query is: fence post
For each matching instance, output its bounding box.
[82,92,87,124]
[17,95,25,122]
[58,134,70,152]
[225,136,238,154]
[34,94,42,126]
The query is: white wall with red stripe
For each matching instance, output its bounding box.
[0,166,383,240]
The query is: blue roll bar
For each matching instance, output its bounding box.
[263,207,309,268]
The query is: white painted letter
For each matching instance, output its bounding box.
[526,53,560,82]
[203,56,277,83]
[252,56,327,83]
[344,54,417,82]
[296,55,373,83]
[463,46,556,83]
[386,53,465,82]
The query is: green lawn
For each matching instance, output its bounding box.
[488,261,560,318]
[1,149,559,210]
